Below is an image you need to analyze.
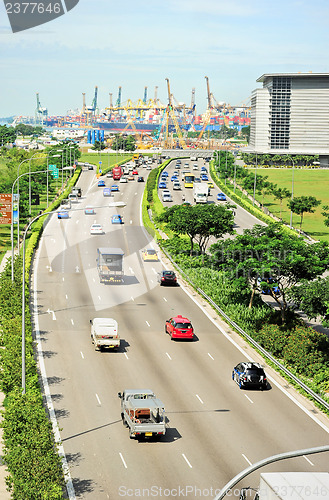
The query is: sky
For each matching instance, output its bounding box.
[1,0,329,118]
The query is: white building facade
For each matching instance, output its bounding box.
[248,73,329,165]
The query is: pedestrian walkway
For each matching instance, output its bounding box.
[0,251,15,499]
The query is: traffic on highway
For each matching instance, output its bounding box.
[33,156,329,499]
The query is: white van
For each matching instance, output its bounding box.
[162,190,172,202]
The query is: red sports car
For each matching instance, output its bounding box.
[165,315,194,340]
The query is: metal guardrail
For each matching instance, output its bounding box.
[160,246,329,412]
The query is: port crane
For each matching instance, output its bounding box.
[35,93,48,124]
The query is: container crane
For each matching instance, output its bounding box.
[35,93,48,124]
[165,78,187,149]
[143,86,148,104]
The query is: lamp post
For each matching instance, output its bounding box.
[253,152,258,206]
[289,156,295,229]
[11,166,73,282]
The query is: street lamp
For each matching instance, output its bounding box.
[289,156,295,229]
[252,152,258,206]
[11,166,74,282]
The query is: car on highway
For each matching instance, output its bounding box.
[207,181,214,189]
[120,176,128,183]
[103,187,112,197]
[232,362,267,390]
[184,162,189,167]
[127,174,134,181]
[201,166,207,172]
[194,177,201,183]
[162,190,172,202]
[158,181,167,189]
[84,206,95,215]
[201,174,209,181]
[176,159,181,165]
[161,171,169,177]
[217,192,227,201]
[97,179,105,187]
[90,223,104,235]
[111,184,119,192]
[142,249,158,262]
[111,214,124,224]
[146,165,152,170]
[165,315,194,340]
[57,210,69,219]
[257,277,280,296]
[137,176,144,182]
[88,164,94,170]
[171,175,179,182]
[173,181,181,190]
[132,169,138,175]
[158,270,177,286]
[193,164,198,170]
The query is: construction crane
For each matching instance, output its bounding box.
[143,86,148,104]
[35,93,48,124]
[116,86,122,107]
[85,86,98,117]
[165,78,187,149]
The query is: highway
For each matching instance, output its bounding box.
[33,160,329,500]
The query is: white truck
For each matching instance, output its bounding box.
[193,183,208,203]
[118,389,166,440]
[90,318,120,351]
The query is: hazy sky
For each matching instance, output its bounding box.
[1,0,329,117]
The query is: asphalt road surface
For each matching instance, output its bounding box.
[32,162,329,500]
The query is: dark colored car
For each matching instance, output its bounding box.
[232,362,267,390]
[158,270,177,286]
[201,174,209,181]
[171,175,179,181]
[161,171,169,177]
[165,315,194,340]
[137,176,144,182]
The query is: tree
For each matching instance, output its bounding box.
[287,277,329,328]
[272,186,291,219]
[288,195,321,230]
[241,125,250,143]
[321,205,329,227]
[92,140,106,151]
[210,223,329,323]
[156,204,235,255]
[0,124,16,146]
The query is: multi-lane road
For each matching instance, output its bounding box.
[32,159,329,499]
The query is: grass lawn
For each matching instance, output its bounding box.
[246,167,329,242]
[80,152,133,171]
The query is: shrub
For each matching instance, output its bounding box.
[283,326,329,376]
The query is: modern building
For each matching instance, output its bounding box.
[248,73,329,166]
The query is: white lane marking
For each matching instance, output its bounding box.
[146,321,150,327]
[62,277,65,281]
[242,454,252,466]
[135,192,137,195]
[65,294,68,299]
[95,394,101,405]
[47,309,56,320]
[150,279,153,284]
[130,220,132,224]
[208,353,214,360]
[166,352,172,360]
[174,279,329,435]
[129,267,134,274]
[93,277,95,282]
[119,452,128,469]
[46,265,52,272]
[303,455,314,466]
[80,352,84,359]
[196,394,204,404]
[131,296,134,301]
[124,353,129,360]
[76,220,79,224]
[244,394,254,404]
[163,297,167,302]
[182,453,193,468]
[151,267,157,274]
[75,266,80,273]
[71,319,74,326]
[98,295,101,300]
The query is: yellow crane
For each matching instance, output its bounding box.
[165,78,187,149]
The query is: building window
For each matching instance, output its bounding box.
[269,77,291,149]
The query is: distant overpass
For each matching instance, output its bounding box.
[159,149,214,159]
